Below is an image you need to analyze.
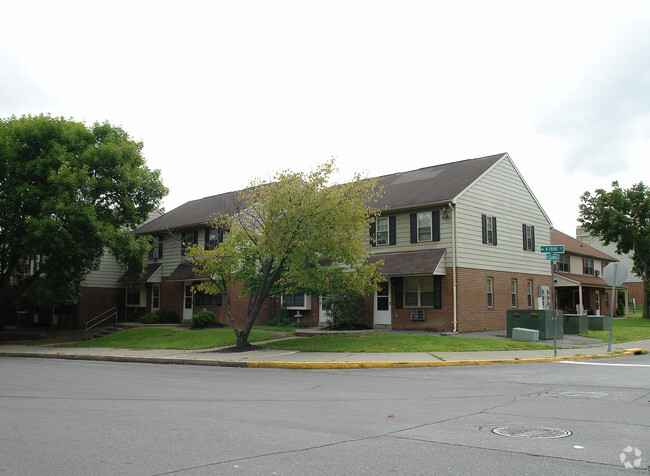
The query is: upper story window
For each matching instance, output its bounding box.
[522,224,535,251]
[370,216,396,246]
[149,235,164,259]
[557,254,570,272]
[481,215,497,246]
[205,228,222,251]
[583,258,594,275]
[409,211,440,243]
[181,230,199,255]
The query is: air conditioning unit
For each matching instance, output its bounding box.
[410,309,425,321]
[595,270,600,277]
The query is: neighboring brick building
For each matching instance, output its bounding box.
[127,153,554,332]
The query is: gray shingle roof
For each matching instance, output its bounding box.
[136,153,506,234]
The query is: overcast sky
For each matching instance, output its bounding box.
[2,1,649,235]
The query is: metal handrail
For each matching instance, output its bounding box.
[85,307,118,339]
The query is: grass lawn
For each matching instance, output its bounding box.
[581,315,650,344]
[70,327,285,350]
[260,333,553,352]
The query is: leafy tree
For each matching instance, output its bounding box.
[187,160,384,347]
[579,181,650,319]
[0,114,167,329]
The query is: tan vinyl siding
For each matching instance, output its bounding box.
[82,251,125,288]
[454,157,550,275]
[370,209,452,266]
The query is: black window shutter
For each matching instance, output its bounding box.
[481,214,487,244]
[410,214,417,243]
[205,228,210,249]
[522,224,527,250]
[180,232,186,254]
[369,221,376,247]
[434,276,442,309]
[389,216,396,245]
[531,226,535,251]
[492,217,497,246]
[158,235,164,258]
[393,277,403,309]
[432,211,440,242]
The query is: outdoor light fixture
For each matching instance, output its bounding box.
[442,205,449,219]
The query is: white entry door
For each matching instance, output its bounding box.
[318,295,331,326]
[183,284,194,321]
[374,281,391,326]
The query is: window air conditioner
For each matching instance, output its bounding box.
[595,270,600,277]
[410,309,425,321]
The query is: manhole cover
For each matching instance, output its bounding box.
[492,426,572,439]
[558,391,610,398]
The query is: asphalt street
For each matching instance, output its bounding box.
[1,355,649,475]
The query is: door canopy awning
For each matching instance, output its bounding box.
[368,249,446,276]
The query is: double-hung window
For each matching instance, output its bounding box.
[149,235,164,259]
[404,276,442,308]
[583,258,594,275]
[181,230,199,255]
[487,278,494,308]
[481,215,497,245]
[152,284,160,311]
[527,280,533,307]
[370,216,396,246]
[558,254,570,272]
[376,217,389,246]
[522,224,535,251]
[205,228,221,251]
[409,211,440,243]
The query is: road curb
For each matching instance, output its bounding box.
[1,348,644,369]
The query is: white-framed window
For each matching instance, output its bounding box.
[404,276,441,308]
[527,280,533,308]
[181,230,198,255]
[417,212,432,242]
[205,228,221,251]
[152,284,160,311]
[149,235,164,259]
[511,279,517,307]
[376,217,389,246]
[482,215,497,246]
[558,254,570,272]
[522,224,535,251]
[487,278,494,308]
[282,293,312,310]
[583,258,594,275]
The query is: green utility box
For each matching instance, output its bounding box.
[563,314,588,334]
[588,316,606,331]
[507,310,564,340]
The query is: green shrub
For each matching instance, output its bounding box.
[158,308,180,323]
[266,310,304,327]
[191,310,216,328]
[322,294,369,330]
[140,311,160,324]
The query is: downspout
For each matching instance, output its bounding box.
[450,201,458,333]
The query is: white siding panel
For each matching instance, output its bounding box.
[455,157,551,275]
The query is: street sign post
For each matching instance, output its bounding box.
[540,245,565,356]
[602,262,629,352]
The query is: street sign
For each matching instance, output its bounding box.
[541,245,565,253]
[546,254,560,261]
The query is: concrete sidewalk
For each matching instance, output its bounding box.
[1,338,647,369]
